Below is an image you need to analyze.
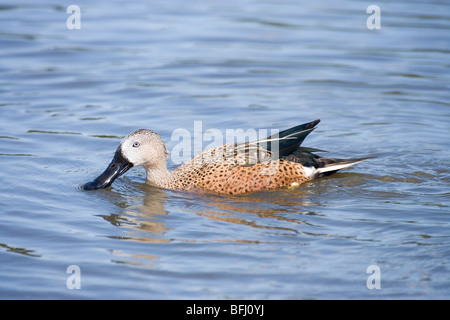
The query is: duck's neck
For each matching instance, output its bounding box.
[145,158,198,190]
[145,161,175,189]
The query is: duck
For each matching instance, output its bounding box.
[83,119,369,194]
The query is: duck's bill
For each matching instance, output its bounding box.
[83,151,133,191]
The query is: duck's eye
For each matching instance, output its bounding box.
[133,142,140,148]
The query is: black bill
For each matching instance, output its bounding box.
[83,148,133,190]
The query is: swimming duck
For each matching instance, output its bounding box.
[83,119,368,194]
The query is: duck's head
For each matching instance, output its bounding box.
[83,129,168,190]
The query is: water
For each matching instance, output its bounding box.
[0,0,449,299]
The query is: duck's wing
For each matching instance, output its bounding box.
[232,119,321,163]
[195,120,322,166]
[265,119,320,156]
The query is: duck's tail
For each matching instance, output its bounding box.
[285,150,371,179]
[313,157,370,177]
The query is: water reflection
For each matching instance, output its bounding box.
[0,242,40,258]
[95,171,413,238]
[97,180,333,267]
[99,182,171,243]
[195,190,317,234]
[101,179,325,243]
[96,166,442,267]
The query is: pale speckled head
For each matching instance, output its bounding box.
[83,129,168,190]
[119,129,168,167]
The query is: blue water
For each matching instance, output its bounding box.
[0,0,449,299]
